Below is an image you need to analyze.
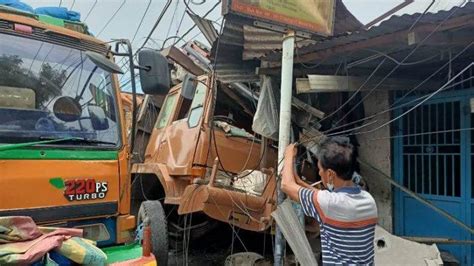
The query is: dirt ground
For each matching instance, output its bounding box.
[168,222,275,266]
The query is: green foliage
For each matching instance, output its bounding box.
[0,55,66,108]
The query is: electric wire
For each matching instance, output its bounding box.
[366,127,474,141]
[320,65,474,139]
[118,0,218,81]
[319,75,474,139]
[139,0,173,51]
[392,41,474,106]
[131,0,153,45]
[308,0,465,132]
[209,196,249,252]
[172,0,221,46]
[365,48,440,66]
[290,60,473,198]
[117,0,173,85]
[350,62,474,137]
[96,0,126,37]
[408,0,436,31]
[184,0,197,15]
[318,58,387,124]
[83,0,98,22]
[191,0,206,5]
[114,0,153,72]
[331,0,467,127]
[321,42,474,136]
[69,0,75,10]
[164,0,181,44]
[175,1,189,38]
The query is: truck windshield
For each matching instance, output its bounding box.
[0,33,120,147]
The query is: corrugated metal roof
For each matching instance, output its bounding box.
[207,0,362,83]
[213,0,362,61]
[212,42,260,83]
[189,12,219,45]
[263,2,474,63]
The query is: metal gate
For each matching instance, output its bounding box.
[394,90,473,265]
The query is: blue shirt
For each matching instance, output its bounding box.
[299,187,378,265]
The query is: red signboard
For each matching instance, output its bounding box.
[223,0,336,36]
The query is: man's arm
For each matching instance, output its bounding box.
[281,144,318,201]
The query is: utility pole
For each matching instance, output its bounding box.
[274,30,295,266]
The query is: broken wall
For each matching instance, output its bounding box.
[357,90,393,232]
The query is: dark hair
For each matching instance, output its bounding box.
[316,136,354,181]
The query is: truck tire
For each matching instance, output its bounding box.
[138,200,169,266]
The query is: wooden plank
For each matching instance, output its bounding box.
[161,46,205,76]
[292,97,325,119]
[296,75,442,93]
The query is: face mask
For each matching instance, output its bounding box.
[325,175,334,192]
[327,182,334,192]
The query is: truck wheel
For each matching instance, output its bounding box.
[138,200,169,266]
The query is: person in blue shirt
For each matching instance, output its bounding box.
[281,136,378,265]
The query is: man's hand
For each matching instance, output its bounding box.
[283,143,319,191]
[284,143,297,161]
[281,143,301,201]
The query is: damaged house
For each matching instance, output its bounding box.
[129,1,474,265]
[234,2,473,265]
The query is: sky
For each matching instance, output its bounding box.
[20,0,466,48]
[19,0,467,91]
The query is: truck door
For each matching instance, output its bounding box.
[151,78,208,175]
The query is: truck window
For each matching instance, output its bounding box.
[155,93,177,129]
[0,33,120,146]
[187,81,207,128]
[176,98,192,120]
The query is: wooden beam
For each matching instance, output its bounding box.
[296,75,442,93]
[221,86,254,117]
[161,46,205,76]
[292,97,325,119]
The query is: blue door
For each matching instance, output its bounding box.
[394,91,473,265]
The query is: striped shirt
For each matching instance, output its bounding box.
[299,186,378,265]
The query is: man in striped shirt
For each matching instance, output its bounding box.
[281,136,378,265]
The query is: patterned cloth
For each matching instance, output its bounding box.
[0,216,106,265]
[299,187,378,265]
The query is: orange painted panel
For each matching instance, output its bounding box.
[0,160,119,210]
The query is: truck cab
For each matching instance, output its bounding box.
[0,8,135,246]
[132,62,279,263]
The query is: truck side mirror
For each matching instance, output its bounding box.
[53,96,82,122]
[85,51,124,74]
[138,49,170,95]
[181,74,196,100]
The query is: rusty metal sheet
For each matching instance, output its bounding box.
[189,12,219,45]
[212,0,361,62]
[271,200,319,266]
[178,169,277,232]
[263,2,474,63]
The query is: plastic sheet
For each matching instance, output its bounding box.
[0,0,34,13]
[252,76,279,140]
[35,7,81,22]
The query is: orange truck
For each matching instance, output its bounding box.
[0,5,162,264]
[129,48,285,264]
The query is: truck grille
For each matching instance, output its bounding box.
[0,20,108,54]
